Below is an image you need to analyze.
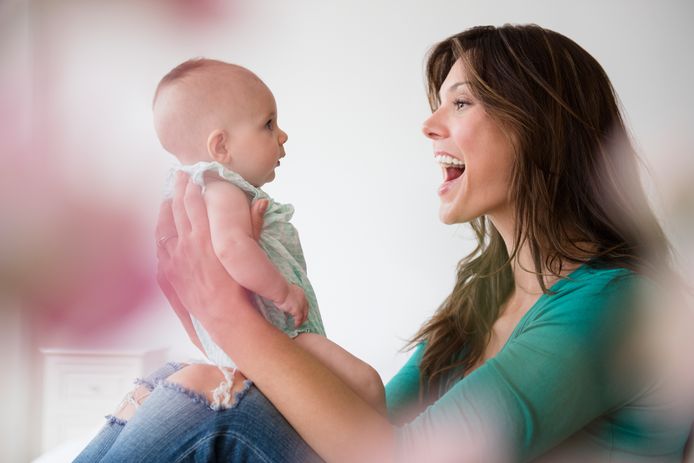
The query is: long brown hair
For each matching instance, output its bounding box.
[411,24,673,397]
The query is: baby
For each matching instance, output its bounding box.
[153,58,385,412]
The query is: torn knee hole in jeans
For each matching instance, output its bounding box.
[160,369,254,412]
[111,385,152,420]
[104,414,128,426]
[208,366,255,411]
[103,362,186,423]
[133,361,183,391]
[211,366,236,410]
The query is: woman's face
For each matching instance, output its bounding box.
[422,58,516,225]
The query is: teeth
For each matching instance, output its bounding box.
[435,154,465,167]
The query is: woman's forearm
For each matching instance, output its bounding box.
[294,334,387,416]
[207,300,396,463]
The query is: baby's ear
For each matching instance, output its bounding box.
[207,129,231,163]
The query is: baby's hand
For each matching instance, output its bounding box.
[274,284,308,328]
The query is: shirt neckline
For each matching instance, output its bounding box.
[498,261,594,355]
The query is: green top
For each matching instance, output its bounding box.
[386,264,691,462]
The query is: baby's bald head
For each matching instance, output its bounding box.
[153,59,269,163]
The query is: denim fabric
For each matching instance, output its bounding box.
[73,363,322,463]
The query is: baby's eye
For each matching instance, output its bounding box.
[265,119,274,130]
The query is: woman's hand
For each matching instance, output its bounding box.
[155,198,204,352]
[155,172,267,334]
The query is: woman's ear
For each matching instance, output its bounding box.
[207,129,231,163]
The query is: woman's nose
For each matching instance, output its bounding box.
[421,113,445,140]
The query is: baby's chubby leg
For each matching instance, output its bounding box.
[293,333,387,415]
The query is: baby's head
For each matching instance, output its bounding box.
[153,58,288,187]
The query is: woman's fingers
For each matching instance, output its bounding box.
[250,199,269,241]
[183,177,211,236]
[172,171,193,237]
[155,199,175,239]
[156,270,204,352]
[155,199,178,255]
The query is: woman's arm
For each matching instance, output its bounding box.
[294,333,387,416]
[157,173,395,463]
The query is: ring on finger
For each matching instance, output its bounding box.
[157,235,177,248]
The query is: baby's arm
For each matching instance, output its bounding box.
[203,178,306,325]
[294,333,387,416]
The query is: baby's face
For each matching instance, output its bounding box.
[222,84,288,187]
[153,66,288,188]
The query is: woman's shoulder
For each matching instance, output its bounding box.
[528,262,645,329]
[553,261,642,299]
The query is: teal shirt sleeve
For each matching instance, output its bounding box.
[398,269,640,461]
[385,343,425,423]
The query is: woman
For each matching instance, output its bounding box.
[76,24,692,462]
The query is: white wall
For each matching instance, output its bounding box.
[20,0,694,376]
[3,2,693,458]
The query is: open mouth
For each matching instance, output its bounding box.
[444,165,465,181]
[435,154,465,195]
[436,154,465,180]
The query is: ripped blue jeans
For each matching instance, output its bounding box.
[73,362,322,463]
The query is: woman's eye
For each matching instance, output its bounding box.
[454,99,470,110]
